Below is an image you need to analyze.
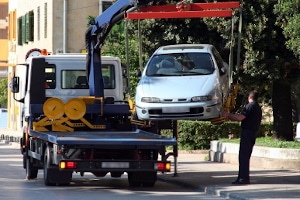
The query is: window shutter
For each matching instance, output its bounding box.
[17,17,22,45]
[21,15,26,44]
[25,12,29,43]
[13,10,17,40]
[29,11,34,41]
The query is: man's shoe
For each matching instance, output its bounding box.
[232,179,250,185]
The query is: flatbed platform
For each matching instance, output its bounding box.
[29,129,176,146]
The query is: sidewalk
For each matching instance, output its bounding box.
[159,152,300,200]
[1,128,300,199]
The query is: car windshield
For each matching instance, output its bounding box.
[146,53,215,76]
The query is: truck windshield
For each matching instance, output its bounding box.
[61,64,115,89]
[146,53,215,76]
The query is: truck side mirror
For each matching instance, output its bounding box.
[11,77,20,93]
[136,69,142,77]
[121,63,128,77]
[220,67,227,76]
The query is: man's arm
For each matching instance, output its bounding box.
[222,112,246,122]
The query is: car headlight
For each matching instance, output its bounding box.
[191,96,212,102]
[141,97,161,103]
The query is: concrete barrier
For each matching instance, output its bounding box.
[209,140,300,170]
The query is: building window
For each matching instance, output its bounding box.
[37,6,40,40]
[44,3,47,39]
[17,11,34,45]
[0,3,8,39]
[8,10,17,40]
[17,10,34,45]
[99,0,112,13]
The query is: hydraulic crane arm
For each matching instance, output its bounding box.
[86,0,134,97]
[86,0,159,97]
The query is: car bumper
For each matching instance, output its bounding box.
[136,101,222,120]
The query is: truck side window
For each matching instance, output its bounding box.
[102,64,115,89]
[45,65,56,89]
[60,65,115,89]
[62,70,86,89]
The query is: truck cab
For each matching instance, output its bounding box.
[13,54,127,126]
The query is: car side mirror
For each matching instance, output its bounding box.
[11,77,20,93]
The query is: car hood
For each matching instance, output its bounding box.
[137,75,217,99]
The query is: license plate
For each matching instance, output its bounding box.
[101,162,129,168]
[162,107,189,113]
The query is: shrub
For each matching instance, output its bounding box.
[162,121,278,150]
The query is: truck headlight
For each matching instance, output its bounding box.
[141,97,160,103]
[191,96,212,102]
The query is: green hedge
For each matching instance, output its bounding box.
[162,121,273,150]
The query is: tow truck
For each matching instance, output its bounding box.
[11,0,241,187]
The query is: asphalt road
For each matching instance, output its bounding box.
[0,144,228,200]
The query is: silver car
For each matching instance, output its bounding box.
[135,44,230,120]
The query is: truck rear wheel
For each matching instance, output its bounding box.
[44,146,55,186]
[44,146,72,186]
[128,171,157,187]
[110,171,123,178]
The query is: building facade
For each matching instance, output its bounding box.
[7,0,112,130]
[0,0,9,78]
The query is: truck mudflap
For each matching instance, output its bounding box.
[29,129,176,147]
[59,160,171,172]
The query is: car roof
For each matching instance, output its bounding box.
[154,44,214,54]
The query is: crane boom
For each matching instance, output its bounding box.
[86,0,136,97]
[86,0,159,97]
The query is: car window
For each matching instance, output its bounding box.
[146,53,214,76]
[212,47,224,70]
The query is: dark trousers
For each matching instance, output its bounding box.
[238,129,256,180]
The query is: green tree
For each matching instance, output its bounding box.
[274,0,300,58]
[0,78,8,107]
[274,0,300,122]
[140,0,227,60]
[102,21,141,98]
[204,0,299,141]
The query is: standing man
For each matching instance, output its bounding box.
[222,90,262,184]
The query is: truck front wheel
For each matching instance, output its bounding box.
[25,153,38,179]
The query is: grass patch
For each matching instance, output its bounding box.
[219,136,300,149]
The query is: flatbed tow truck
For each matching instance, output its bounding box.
[11,0,240,187]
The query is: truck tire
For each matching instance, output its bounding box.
[25,153,38,179]
[44,146,72,186]
[44,146,55,186]
[128,171,157,187]
[128,172,141,187]
[110,171,123,178]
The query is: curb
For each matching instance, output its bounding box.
[0,134,21,143]
[209,141,300,170]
